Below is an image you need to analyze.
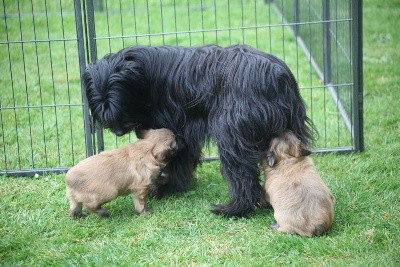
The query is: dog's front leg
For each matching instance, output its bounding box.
[149,146,201,198]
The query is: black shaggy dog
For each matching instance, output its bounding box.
[83,45,315,217]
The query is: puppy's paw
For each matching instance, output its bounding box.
[139,210,152,216]
[97,209,110,218]
[70,211,87,219]
[270,223,280,230]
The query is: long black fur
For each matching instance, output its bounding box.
[83,45,316,217]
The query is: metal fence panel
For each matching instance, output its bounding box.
[0,0,363,176]
[273,0,363,152]
[0,0,91,176]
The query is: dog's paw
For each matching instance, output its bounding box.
[211,203,252,218]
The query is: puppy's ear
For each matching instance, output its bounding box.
[300,147,312,157]
[154,152,166,164]
[136,128,149,139]
[151,144,168,166]
[266,152,275,167]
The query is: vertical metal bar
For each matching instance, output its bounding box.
[213,0,218,44]
[186,0,192,46]
[281,0,285,61]
[119,0,125,48]
[228,0,232,45]
[335,0,341,146]
[59,0,75,164]
[323,0,332,84]
[44,0,61,165]
[104,0,112,53]
[294,0,299,37]
[17,0,35,168]
[268,0,272,53]
[351,0,364,151]
[200,0,205,44]
[173,0,179,45]
[95,0,103,12]
[2,0,21,170]
[86,0,97,81]
[30,0,48,167]
[133,0,138,45]
[159,0,165,44]
[75,0,94,157]
[86,0,104,153]
[294,0,300,80]
[0,84,7,172]
[240,0,245,44]
[254,0,258,48]
[146,0,151,45]
[322,0,329,145]
[307,1,314,122]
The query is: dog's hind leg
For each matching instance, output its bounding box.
[212,138,264,217]
[210,108,269,217]
[212,166,263,217]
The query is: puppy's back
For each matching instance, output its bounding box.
[266,156,335,236]
[65,144,146,205]
[66,147,128,184]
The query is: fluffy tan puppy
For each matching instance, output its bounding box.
[66,128,179,218]
[263,131,335,237]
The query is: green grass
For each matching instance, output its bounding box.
[1,0,400,265]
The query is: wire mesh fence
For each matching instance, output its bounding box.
[0,0,363,176]
[0,0,89,176]
[273,0,363,152]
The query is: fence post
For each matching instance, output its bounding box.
[323,0,332,84]
[85,0,105,153]
[351,0,364,151]
[74,0,94,157]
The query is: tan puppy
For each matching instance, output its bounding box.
[66,128,179,218]
[263,131,335,237]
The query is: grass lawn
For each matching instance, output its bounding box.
[1,0,399,266]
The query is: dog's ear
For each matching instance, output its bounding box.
[266,151,275,167]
